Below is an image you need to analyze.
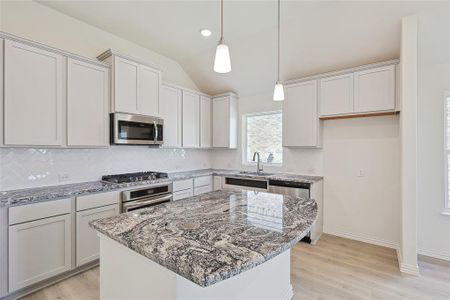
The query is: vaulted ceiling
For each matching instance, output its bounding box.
[38,1,440,96]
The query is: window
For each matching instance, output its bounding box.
[446,95,450,210]
[244,111,282,164]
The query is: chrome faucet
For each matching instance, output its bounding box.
[252,151,264,174]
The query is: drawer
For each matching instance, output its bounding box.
[194,184,212,196]
[173,189,193,201]
[194,176,212,187]
[173,179,193,192]
[9,198,71,225]
[76,191,120,211]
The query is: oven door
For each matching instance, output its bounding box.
[111,113,163,145]
[122,193,172,212]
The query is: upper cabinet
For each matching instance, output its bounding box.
[319,62,397,118]
[212,93,238,149]
[0,39,4,147]
[319,73,354,116]
[4,40,64,146]
[114,56,139,113]
[283,80,320,148]
[182,91,200,148]
[98,50,161,117]
[160,84,182,148]
[67,58,109,147]
[200,96,212,148]
[139,65,160,116]
[354,65,395,113]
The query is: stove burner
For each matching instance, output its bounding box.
[102,171,169,183]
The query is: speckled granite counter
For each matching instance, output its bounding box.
[0,168,322,208]
[90,189,318,287]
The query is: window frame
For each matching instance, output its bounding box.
[242,110,283,167]
[444,92,450,215]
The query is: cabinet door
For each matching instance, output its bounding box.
[283,80,319,148]
[0,39,3,146]
[9,214,71,292]
[114,56,139,114]
[160,85,182,147]
[182,91,200,148]
[212,96,229,148]
[67,58,109,147]
[139,65,160,116]
[200,96,212,148]
[213,176,222,191]
[319,73,354,116]
[354,65,395,113]
[76,204,119,267]
[4,40,64,146]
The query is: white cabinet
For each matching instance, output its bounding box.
[354,65,396,113]
[67,58,109,147]
[318,63,397,118]
[182,91,200,148]
[200,96,212,148]
[213,176,222,191]
[114,56,139,113]
[139,65,160,116]
[160,85,182,147]
[193,176,212,196]
[99,50,161,116]
[4,40,64,146]
[173,179,194,201]
[319,73,354,116]
[76,204,119,267]
[8,214,71,292]
[0,38,4,146]
[283,80,320,148]
[212,93,238,149]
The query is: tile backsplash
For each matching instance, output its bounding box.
[0,147,212,191]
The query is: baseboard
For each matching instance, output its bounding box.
[281,284,294,300]
[396,249,420,276]
[324,228,400,250]
[418,248,450,262]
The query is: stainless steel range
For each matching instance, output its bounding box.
[102,171,172,212]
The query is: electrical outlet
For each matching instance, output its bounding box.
[58,173,70,182]
[357,169,365,177]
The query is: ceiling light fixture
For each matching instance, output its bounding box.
[213,0,231,73]
[200,29,212,38]
[273,0,284,101]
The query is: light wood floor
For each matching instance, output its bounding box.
[22,234,450,300]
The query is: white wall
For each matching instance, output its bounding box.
[0,0,198,89]
[323,116,401,249]
[0,0,211,192]
[0,147,212,191]
[416,5,450,261]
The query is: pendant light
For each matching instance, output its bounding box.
[214,0,232,73]
[273,0,284,101]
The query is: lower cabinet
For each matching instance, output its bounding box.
[213,176,222,191]
[76,204,119,267]
[8,214,72,292]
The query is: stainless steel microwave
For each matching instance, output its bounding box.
[110,113,163,145]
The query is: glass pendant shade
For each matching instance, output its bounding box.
[214,41,231,73]
[273,81,285,101]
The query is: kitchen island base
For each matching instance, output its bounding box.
[99,234,294,300]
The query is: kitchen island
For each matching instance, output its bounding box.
[90,190,318,300]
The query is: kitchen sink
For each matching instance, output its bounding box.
[238,171,274,177]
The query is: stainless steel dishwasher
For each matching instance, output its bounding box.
[268,180,310,199]
[268,179,312,243]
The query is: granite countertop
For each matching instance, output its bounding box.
[0,168,323,208]
[90,189,318,287]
